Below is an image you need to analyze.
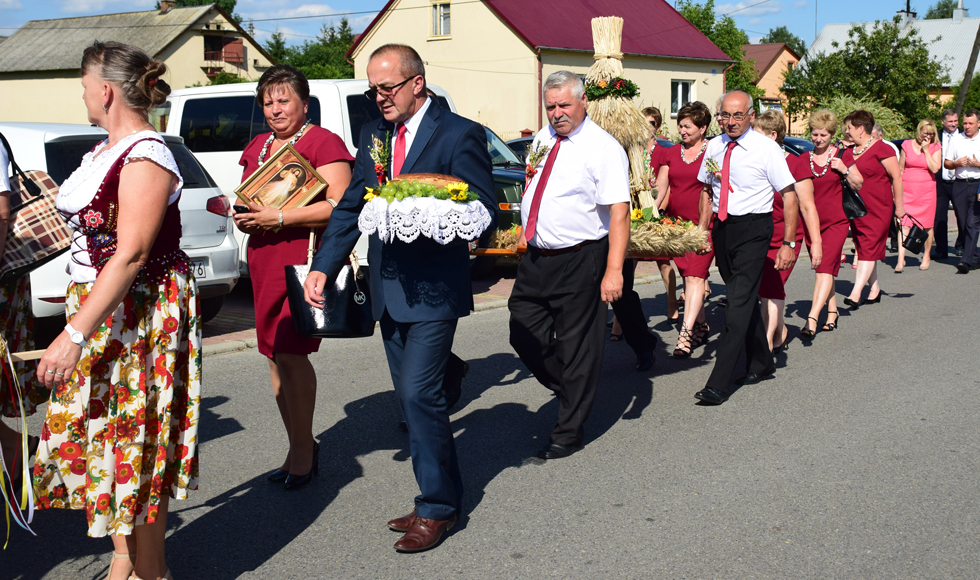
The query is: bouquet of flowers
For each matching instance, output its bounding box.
[627,207,709,258]
[358,173,492,245]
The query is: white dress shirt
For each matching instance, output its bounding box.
[522,116,630,249]
[944,131,980,180]
[391,96,432,173]
[941,129,960,181]
[697,127,795,215]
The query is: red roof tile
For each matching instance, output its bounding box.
[349,0,731,63]
[741,43,800,83]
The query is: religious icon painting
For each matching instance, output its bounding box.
[235,143,327,210]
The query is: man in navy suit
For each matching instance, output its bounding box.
[303,44,496,553]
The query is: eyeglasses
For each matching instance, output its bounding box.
[718,111,749,122]
[364,77,413,100]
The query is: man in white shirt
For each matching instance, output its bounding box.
[509,70,630,459]
[943,108,980,272]
[936,109,963,259]
[693,91,798,405]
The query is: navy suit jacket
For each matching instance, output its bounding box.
[311,102,497,323]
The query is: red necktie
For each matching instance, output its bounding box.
[523,136,564,241]
[392,123,407,177]
[718,140,738,221]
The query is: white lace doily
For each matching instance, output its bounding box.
[358,197,492,244]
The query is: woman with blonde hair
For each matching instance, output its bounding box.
[33,41,200,580]
[797,109,864,337]
[896,119,942,271]
[752,110,822,351]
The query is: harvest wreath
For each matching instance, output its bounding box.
[628,207,709,258]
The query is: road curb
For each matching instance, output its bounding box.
[203,337,258,358]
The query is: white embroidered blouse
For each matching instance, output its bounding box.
[55,131,183,284]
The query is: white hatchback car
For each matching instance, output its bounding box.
[0,122,239,323]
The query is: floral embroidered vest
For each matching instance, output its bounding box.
[65,137,190,285]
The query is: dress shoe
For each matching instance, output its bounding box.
[536,443,582,460]
[635,350,655,372]
[284,442,319,491]
[393,515,456,552]
[694,387,729,405]
[843,297,861,310]
[387,510,417,532]
[955,247,964,257]
[735,368,775,385]
[864,292,882,304]
[956,262,971,273]
[266,468,289,483]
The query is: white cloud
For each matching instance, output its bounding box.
[59,0,153,13]
[749,17,762,24]
[716,1,782,16]
[0,0,23,9]
[794,0,807,8]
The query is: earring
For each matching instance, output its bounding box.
[102,103,109,113]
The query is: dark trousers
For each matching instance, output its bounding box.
[705,214,774,394]
[610,258,658,356]
[934,178,962,257]
[952,181,980,266]
[508,238,608,447]
[380,311,462,521]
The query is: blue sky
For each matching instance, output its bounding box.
[0,0,949,51]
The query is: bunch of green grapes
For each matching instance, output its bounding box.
[373,180,478,203]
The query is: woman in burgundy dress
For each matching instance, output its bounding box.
[655,101,713,356]
[235,65,353,490]
[752,111,822,351]
[841,110,905,308]
[797,110,864,337]
[897,119,941,271]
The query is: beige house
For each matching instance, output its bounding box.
[742,43,800,132]
[0,3,274,125]
[349,0,732,140]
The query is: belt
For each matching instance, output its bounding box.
[714,211,773,224]
[955,177,979,183]
[529,238,604,256]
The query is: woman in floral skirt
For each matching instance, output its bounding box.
[32,41,200,580]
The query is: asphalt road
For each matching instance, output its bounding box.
[6,249,980,579]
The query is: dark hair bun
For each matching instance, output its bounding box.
[137,60,171,107]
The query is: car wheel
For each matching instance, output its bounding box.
[200,296,224,324]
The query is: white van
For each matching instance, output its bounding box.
[158,80,457,274]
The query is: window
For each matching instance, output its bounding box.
[671,80,692,116]
[432,3,450,36]
[178,95,320,153]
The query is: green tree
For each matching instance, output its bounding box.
[760,25,807,56]
[783,16,948,133]
[677,0,765,102]
[816,94,908,139]
[264,28,293,64]
[924,0,957,19]
[156,0,241,22]
[273,18,356,79]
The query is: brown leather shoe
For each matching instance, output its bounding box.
[387,510,417,532]
[393,516,456,552]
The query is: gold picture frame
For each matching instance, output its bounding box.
[235,143,327,210]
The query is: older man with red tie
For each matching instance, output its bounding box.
[693,91,799,406]
[508,70,631,459]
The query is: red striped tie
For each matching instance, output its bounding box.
[718,141,738,221]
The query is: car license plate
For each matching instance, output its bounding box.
[192,260,207,279]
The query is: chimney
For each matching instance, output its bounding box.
[160,1,176,14]
[953,0,969,22]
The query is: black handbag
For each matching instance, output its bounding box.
[899,216,930,254]
[284,229,375,338]
[837,146,868,220]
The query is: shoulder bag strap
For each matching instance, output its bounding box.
[0,131,41,198]
[306,228,316,268]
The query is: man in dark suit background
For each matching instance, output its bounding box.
[304,43,496,552]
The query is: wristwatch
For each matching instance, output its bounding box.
[65,322,86,345]
[782,240,796,249]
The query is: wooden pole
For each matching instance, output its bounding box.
[955,21,980,117]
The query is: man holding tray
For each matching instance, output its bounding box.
[509,70,631,460]
[303,44,495,553]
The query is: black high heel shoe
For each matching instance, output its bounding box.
[267,468,289,483]
[864,292,882,304]
[284,442,320,491]
[843,297,861,310]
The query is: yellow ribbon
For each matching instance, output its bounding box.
[0,335,36,548]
